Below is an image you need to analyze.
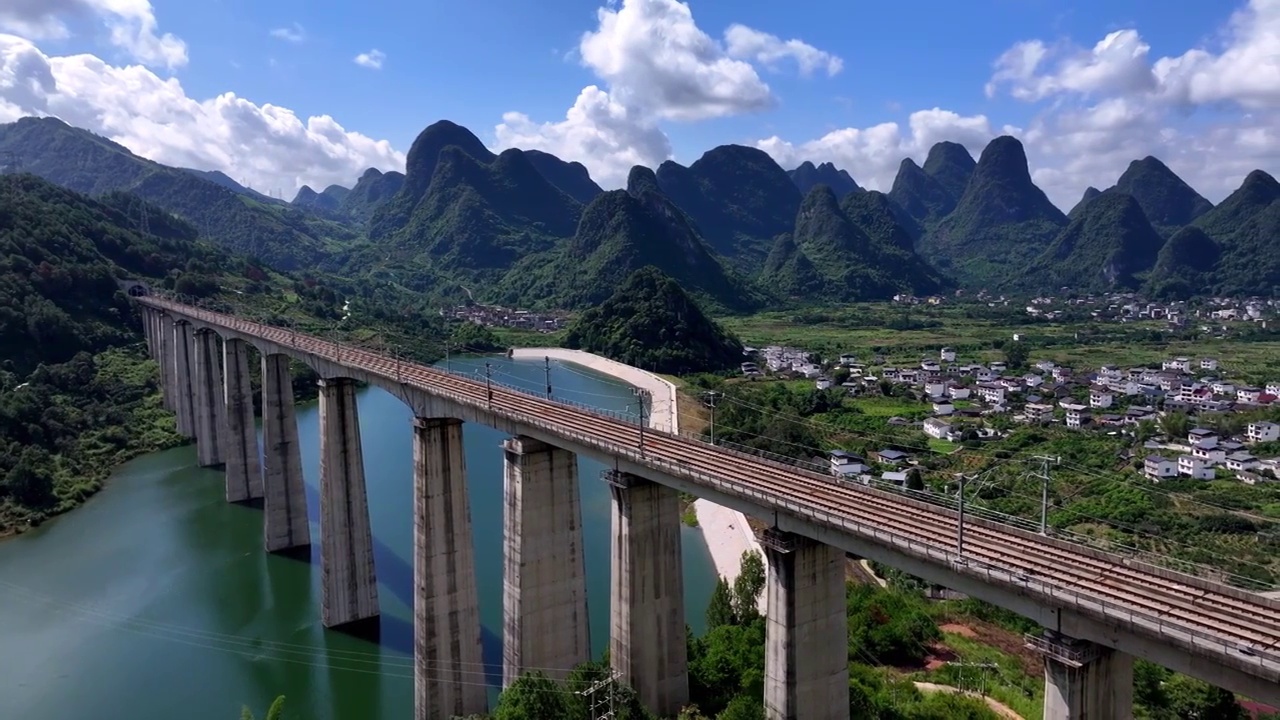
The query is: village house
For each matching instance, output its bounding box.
[947,384,971,400]
[975,366,997,382]
[1267,382,1280,396]
[1211,380,1236,396]
[1089,386,1114,409]
[829,450,870,476]
[1248,421,1280,444]
[1188,428,1218,445]
[1163,357,1192,372]
[932,400,955,416]
[976,383,1006,404]
[1201,358,1219,371]
[1024,373,1044,388]
[839,353,858,366]
[1024,403,1054,423]
[924,380,948,398]
[877,449,910,466]
[1145,455,1177,480]
[1226,452,1259,472]
[1066,407,1091,430]
[815,377,832,390]
[924,417,956,441]
[940,347,956,362]
[1178,455,1215,480]
[1238,386,1263,403]
[1193,439,1227,464]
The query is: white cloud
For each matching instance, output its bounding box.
[353,49,385,70]
[269,23,306,44]
[578,0,774,121]
[756,108,1014,195]
[495,0,837,187]
[0,0,186,69]
[723,24,842,77]
[760,0,1280,213]
[494,85,672,188]
[0,34,404,196]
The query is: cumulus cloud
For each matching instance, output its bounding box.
[578,0,774,121]
[723,24,843,77]
[494,85,672,188]
[354,49,385,69]
[270,23,306,43]
[756,108,1016,194]
[0,35,404,196]
[495,0,838,186]
[760,0,1280,212]
[0,0,186,69]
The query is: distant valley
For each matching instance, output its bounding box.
[2,115,1278,309]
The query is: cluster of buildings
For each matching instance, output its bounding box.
[1144,422,1280,484]
[442,304,567,332]
[1023,293,1277,332]
[746,341,1280,486]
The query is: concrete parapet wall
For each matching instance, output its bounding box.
[510,348,679,433]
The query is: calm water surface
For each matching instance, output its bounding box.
[0,357,715,720]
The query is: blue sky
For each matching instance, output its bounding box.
[1,0,1277,208]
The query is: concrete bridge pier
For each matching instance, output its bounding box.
[261,353,310,553]
[221,339,262,503]
[502,436,590,685]
[412,417,487,720]
[762,529,849,720]
[1031,631,1133,720]
[192,329,227,468]
[317,378,379,629]
[172,320,196,437]
[157,312,175,412]
[606,470,689,717]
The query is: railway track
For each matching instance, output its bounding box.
[144,298,1280,671]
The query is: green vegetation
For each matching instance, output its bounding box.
[920,136,1067,287]
[1188,170,1280,298]
[563,267,744,375]
[653,145,801,269]
[1111,156,1213,236]
[888,141,976,230]
[498,170,758,313]
[767,186,945,302]
[1025,191,1164,292]
[240,696,286,720]
[788,161,861,197]
[0,117,359,272]
[0,174,448,535]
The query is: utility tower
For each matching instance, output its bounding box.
[577,670,618,720]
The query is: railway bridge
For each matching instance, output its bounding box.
[134,294,1280,720]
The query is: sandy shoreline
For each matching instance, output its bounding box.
[511,348,763,595]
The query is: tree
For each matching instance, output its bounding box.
[906,468,925,491]
[1159,411,1191,440]
[707,578,736,628]
[239,696,286,720]
[1003,341,1029,370]
[1163,675,1245,720]
[494,671,574,720]
[733,551,766,621]
[716,695,765,720]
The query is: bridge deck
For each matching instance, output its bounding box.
[140,297,1280,698]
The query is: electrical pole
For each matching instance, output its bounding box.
[578,669,618,720]
[956,472,969,558]
[632,387,650,455]
[485,361,493,408]
[702,390,721,444]
[544,356,552,400]
[445,341,450,372]
[1031,455,1059,535]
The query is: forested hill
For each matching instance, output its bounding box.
[562,266,744,374]
[0,174,445,536]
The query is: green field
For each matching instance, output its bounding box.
[717,303,1280,383]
